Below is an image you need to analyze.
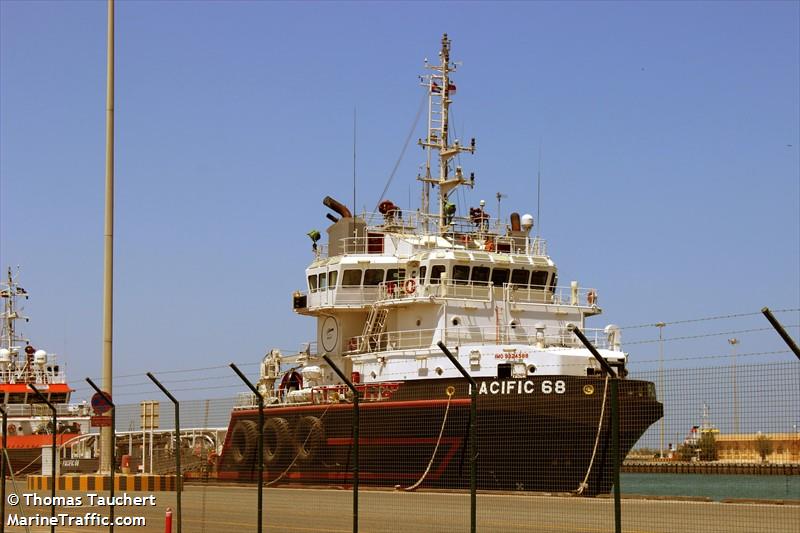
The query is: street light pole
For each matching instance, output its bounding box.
[728,338,740,434]
[656,322,665,459]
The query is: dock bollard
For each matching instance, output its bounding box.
[164,508,173,533]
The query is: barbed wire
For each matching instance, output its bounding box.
[629,349,791,365]
[618,307,800,330]
[625,325,799,346]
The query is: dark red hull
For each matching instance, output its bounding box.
[217,376,662,495]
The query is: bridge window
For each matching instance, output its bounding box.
[491,268,509,286]
[386,268,406,282]
[308,274,318,292]
[429,265,446,284]
[328,271,338,289]
[530,271,548,289]
[318,272,327,291]
[471,266,490,283]
[342,269,362,287]
[453,265,470,284]
[364,269,385,286]
[511,269,530,286]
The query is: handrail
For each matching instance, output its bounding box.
[343,325,613,355]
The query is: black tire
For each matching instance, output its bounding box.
[263,417,291,466]
[229,420,258,465]
[293,416,325,463]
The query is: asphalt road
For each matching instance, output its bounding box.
[4,484,798,533]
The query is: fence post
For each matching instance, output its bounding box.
[86,378,115,533]
[568,325,621,533]
[28,384,57,533]
[230,363,263,533]
[322,355,359,533]
[1,405,6,533]
[146,373,182,533]
[436,341,477,533]
[762,307,800,360]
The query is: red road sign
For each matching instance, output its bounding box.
[91,391,113,414]
[90,415,112,427]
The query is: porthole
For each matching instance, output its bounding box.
[452,316,461,326]
[527,364,537,375]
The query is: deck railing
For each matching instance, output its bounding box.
[345,325,613,355]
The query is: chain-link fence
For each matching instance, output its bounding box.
[3,314,799,532]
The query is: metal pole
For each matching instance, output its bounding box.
[436,341,477,533]
[29,384,56,533]
[100,0,115,476]
[762,307,800,360]
[656,322,665,459]
[1,405,6,533]
[322,355,359,533]
[568,326,621,533]
[230,364,263,533]
[86,378,115,533]
[728,338,739,434]
[147,373,182,533]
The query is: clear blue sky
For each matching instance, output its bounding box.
[1,1,798,406]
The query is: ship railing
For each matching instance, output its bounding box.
[360,210,536,241]
[330,233,547,258]
[233,383,402,408]
[0,369,68,384]
[1,402,92,418]
[302,279,598,309]
[344,325,612,355]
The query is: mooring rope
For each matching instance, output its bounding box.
[575,373,609,495]
[401,386,455,492]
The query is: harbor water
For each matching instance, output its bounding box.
[621,473,800,501]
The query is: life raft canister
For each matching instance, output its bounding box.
[404,279,416,295]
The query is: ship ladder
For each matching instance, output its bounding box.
[575,373,610,495]
[361,305,389,352]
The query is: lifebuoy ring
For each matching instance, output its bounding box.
[229,420,258,465]
[263,417,291,467]
[404,279,416,294]
[485,238,494,252]
[587,290,597,306]
[293,416,325,463]
[8,424,16,435]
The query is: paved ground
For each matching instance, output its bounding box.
[4,484,798,532]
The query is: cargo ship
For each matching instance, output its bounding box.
[216,34,662,495]
[0,267,91,475]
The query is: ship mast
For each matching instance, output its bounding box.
[418,33,475,234]
[0,267,30,371]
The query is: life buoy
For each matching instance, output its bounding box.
[7,424,16,435]
[263,417,291,467]
[229,420,258,465]
[485,238,494,252]
[587,290,597,306]
[404,279,416,294]
[293,416,326,463]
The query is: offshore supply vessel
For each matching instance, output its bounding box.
[0,268,91,474]
[216,35,662,495]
